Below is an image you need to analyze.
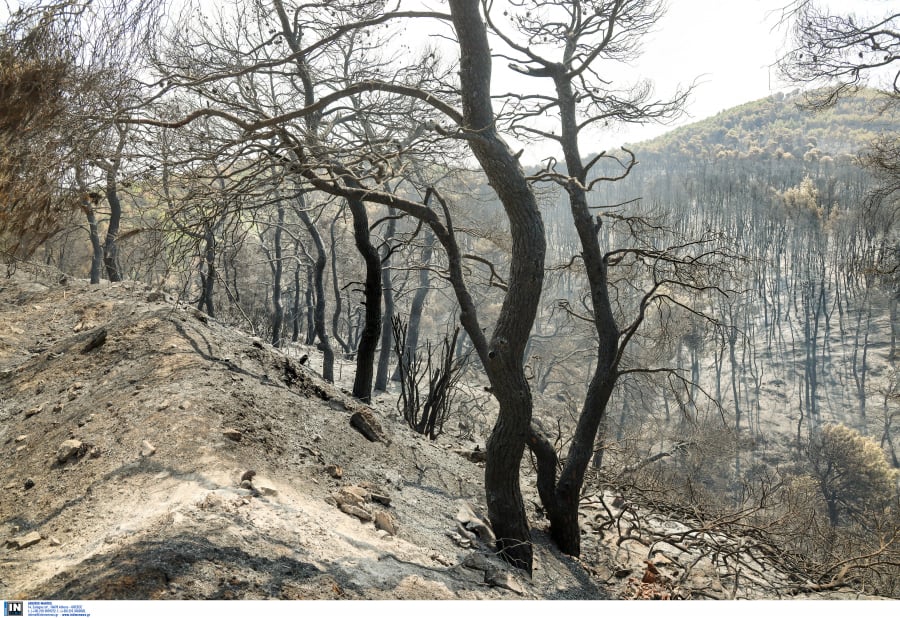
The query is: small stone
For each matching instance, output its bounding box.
[240,480,253,490]
[24,403,44,418]
[89,446,101,458]
[140,440,156,457]
[49,537,62,547]
[23,479,35,490]
[374,511,397,536]
[325,464,343,479]
[484,569,524,595]
[339,486,369,504]
[6,531,43,550]
[369,493,391,507]
[179,401,191,410]
[56,439,83,463]
[253,476,278,497]
[157,400,170,411]
[14,434,28,443]
[349,408,388,443]
[147,291,171,303]
[338,503,373,522]
[223,428,243,442]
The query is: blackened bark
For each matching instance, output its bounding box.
[305,265,316,345]
[103,167,123,282]
[291,239,302,343]
[296,202,335,382]
[392,229,435,382]
[449,0,546,574]
[83,202,103,285]
[197,224,216,318]
[525,65,622,558]
[346,196,382,403]
[375,210,398,391]
[330,210,351,354]
[270,203,286,347]
[102,126,128,283]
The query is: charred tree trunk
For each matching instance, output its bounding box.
[525,60,622,559]
[291,239,302,343]
[296,201,335,382]
[330,209,351,354]
[101,126,127,283]
[393,229,435,382]
[449,0,546,573]
[270,203,286,347]
[346,196,382,403]
[197,223,216,318]
[375,210,398,392]
[102,167,123,282]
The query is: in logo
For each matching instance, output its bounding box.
[3,601,23,617]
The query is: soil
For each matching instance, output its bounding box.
[0,264,885,600]
[0,266,603,600]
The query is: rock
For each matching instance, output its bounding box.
[6,531,43,550]
[24,403,45,418]
[146,290,172,303]
[23,479,35,490]
[453,446,487,463]
[89,446,101,458]
[14,434,28,443]
[374,511,397,536]
[328,400,349,412]
[339,503,373,522]
[484,569,525,595]
[429,552,454,567]
[333,486,368,507]
[349,408,388,443]
[462,552,495,572]
[447,531,473,549]
[325,464,343,479]
[456,501,496,543]
[223,428,243,442]
[253,476,278,497]
[179,401,191,410]
[140,440,156,457]
[369,492,391,507]
[56,439,83,463]
[80,327,107,354]
[49,537,62,547]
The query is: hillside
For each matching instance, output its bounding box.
[2,263,893,601]
[635,88,897,162]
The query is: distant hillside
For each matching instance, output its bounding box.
[633,88,897,163]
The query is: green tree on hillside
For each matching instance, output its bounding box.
[809,423,899,526]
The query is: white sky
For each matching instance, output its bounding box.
[411,0,894,162]
[601,0,793,147]
[404,0,802,160]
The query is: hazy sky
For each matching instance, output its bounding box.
[405,0,802,159]
[602,0,792,146]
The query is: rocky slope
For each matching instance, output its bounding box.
[0,263,883,600]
